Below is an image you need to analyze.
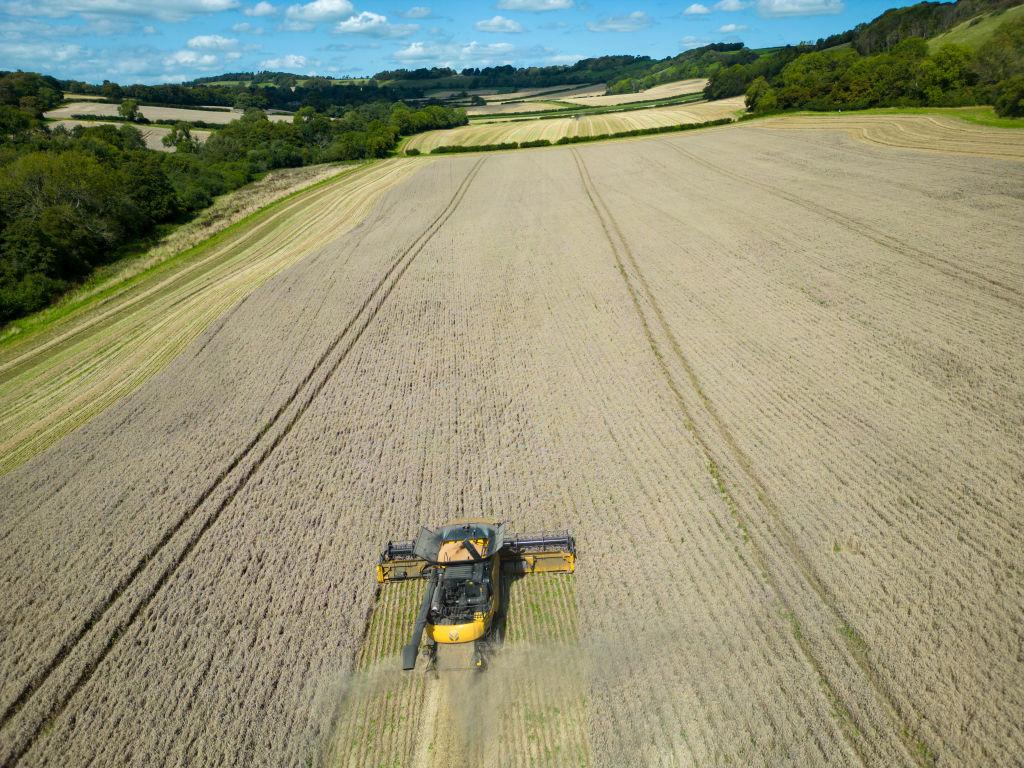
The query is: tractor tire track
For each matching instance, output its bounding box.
[571,147,928,768]
[662,140,1023,309]
[0,158,485,768]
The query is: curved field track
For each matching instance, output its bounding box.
[2,126,1023,767]
[403,97,745,151]
[0,159,422,476]
[754,113,1024,160]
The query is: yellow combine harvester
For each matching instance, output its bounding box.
[376,521,576,671]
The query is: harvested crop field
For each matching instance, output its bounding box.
[483,85,602,103]
[755,112,1024,160]
[2,123,1023,768]
[47,120,213,151]
[466,100,573,116]
[0,159,421,476]
[44,102,293,124]
[404,96,745,151]
[561,78,708,106]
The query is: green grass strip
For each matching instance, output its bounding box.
[0,161,372,357]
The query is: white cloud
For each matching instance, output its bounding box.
[245,1,276,15]
[284,0,352,23]
[545,52,580,64]
[394,40,515,66]
[495,0,572,11]
[474,15,522,32]
[757,0,842,16]
[718,23,747,32]
[714,0,749,10]
[683,3,710,14]
[232,21,262,32]
[0,39,82,62]
[2,0,239,21]
[587,10,650,32]
[261,53,308,68]
[142,24,156,33]
[680,34,709,49]
[163,49,219,68]
[187,34,237,49]
[333,11,417,36]
[401,5,430,17]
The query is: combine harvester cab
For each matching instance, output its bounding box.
[376,521,575,671]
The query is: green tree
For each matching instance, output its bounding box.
[974,17,1024,84]
[233,90,268,110]
[118,99,141,121]
[993,75,1024,116]
[161,122,200,153]
[745,76,778,113]
[0,105,36,138]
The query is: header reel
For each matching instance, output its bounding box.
[375,521,576,671]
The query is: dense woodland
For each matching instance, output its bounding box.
[0,73,464,323]
[727,13,1024,115]
[606,44,757,94]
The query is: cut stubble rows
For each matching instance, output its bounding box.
[1,125,1022,767]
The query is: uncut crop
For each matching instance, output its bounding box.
[325,574,586,768]
[1,121,1022,768]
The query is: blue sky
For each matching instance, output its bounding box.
[1,0,913,84]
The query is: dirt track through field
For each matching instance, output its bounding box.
[2,125,1022,767]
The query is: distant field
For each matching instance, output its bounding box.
[48,119,212,151]
[405,96,746,151]
[485,84,604,103]
[928,3,1024,50]
[756,111,1024,160]
[466,100,574,116]
[561,78,708,107]
[45,102,293,124]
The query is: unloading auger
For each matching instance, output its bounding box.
[376,521,576,671]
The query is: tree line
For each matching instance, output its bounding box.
[0,74,465,324]
[372,57,656,89]
[735,14,1024,116]
[605,44,756,95]
[53,76,427,113]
